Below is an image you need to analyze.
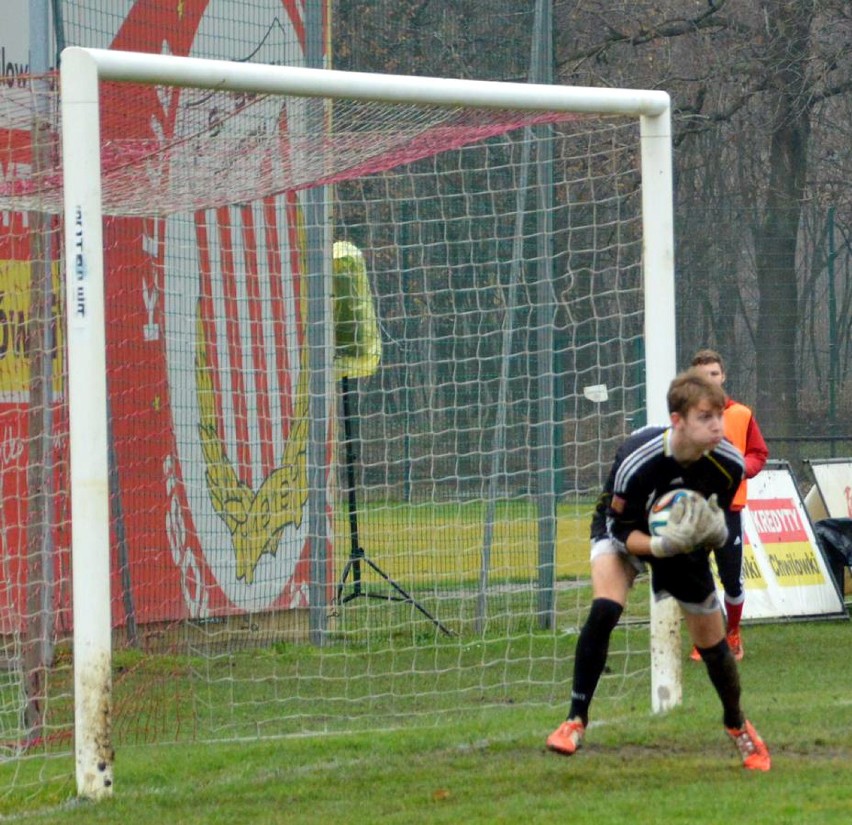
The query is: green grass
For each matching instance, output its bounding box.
[333,498,595,585]
[2,619,850,824]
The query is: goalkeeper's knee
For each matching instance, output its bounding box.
[584,598,623,637]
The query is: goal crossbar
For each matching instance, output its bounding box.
[59,46,678,800]
[66,47,671,116]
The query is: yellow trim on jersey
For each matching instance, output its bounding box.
[704,451,739,492]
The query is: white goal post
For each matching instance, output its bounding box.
[59,46,678,799]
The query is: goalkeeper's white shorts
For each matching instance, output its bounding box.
[589,537,645,575]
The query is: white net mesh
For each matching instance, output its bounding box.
[0,71,651,796]
[4,82,574,216]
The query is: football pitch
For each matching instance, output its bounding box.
[3,617,850,824]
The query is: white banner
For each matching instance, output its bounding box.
[717,463,846,620]
[1,0,56,74]
[806,458,852,519]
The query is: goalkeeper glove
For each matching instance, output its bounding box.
[649,534,690,558]
[648,495,702,558]
[694,493,729,548]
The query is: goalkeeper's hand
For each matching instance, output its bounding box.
[694,493,729,548]
[648,495,703,558]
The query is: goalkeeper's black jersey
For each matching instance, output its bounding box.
[590,425,744,545]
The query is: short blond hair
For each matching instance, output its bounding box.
[667,368,725,416]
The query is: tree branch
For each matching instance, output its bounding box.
[556,1,752,75]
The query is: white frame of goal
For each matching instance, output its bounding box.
[59,46,680,799]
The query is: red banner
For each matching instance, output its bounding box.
[1,1,332,632]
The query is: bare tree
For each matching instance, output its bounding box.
[333,0,852,442]
[554,0,852,437]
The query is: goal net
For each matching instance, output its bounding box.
[0,49,676,800]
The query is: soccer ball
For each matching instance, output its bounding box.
[648,488,705,536]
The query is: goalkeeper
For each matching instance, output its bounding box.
[546,369,771,771]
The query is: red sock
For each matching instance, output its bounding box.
[725,599,744,633]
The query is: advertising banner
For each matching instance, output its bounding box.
[731,463,846,620]
[1,0,332,631]
[806,458,852,520]
[1,1,48,78]
[0,5,66,632]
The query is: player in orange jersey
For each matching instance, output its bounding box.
[689,349,769,661]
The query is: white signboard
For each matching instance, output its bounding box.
[718,463,846,620]
[806,458,852,519]
[0,0,56,74]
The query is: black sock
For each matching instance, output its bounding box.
[568,598,623,725]
[697,638,744,729]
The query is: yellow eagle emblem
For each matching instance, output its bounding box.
[195,306,309,584]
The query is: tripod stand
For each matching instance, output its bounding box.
[334,376,452,636]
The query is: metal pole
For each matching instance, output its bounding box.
[59,46,115,801]
[305,0,331,644]
[23,0,55,746]
[476,131,531,633]
[826,206,837,440]
[640,107,681,713]
[67,48,670,117]
[531,0,557,630]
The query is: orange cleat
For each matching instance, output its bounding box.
[689,645,702,662]
[726,719,771,771]
[546,718,585,756]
